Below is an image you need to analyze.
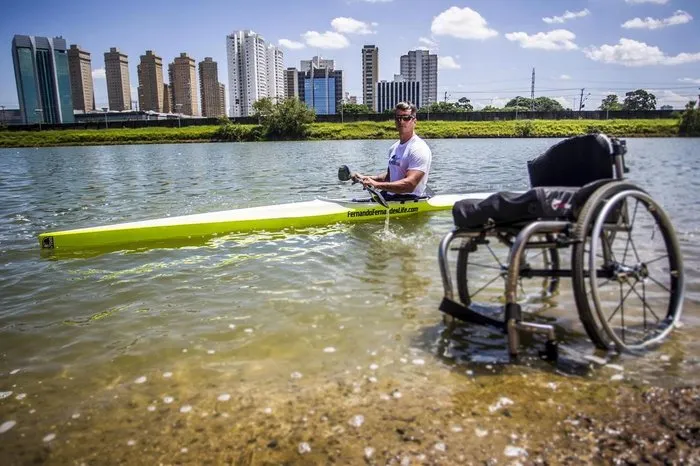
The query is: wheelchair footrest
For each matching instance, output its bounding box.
[439,298,506,331]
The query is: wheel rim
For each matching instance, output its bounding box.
[588,190,684,350]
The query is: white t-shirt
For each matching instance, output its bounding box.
[387,134,432,196]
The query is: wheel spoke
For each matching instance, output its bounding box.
[629,282,662,323]
[469,273,505,299]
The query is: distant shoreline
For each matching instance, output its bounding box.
[0,119,682,148]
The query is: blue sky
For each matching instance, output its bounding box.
[1,0,699,110]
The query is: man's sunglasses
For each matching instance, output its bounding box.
[395,115,415,122]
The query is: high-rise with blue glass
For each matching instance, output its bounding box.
[11,35,74,124]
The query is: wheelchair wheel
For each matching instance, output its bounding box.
[572,181,684,351]
[456,235,560,310]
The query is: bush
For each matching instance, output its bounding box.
[514,120,534,137]
[258,98,316,140]
[678,101,700,136]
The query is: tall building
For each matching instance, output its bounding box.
[162,83,171,113]
[137,50,164,112]
[267,45,284,102]
[284,67,299,99]
[300,56,334,72]
[67,44,94,112]
[199,57,222,117]
[400,50,438,107]
[12,35,74,124]
[298,66,343,115]
[104,47,131,111]
[376,78,421,113]
[361,45,378,111]
[226,30,284,117]
[168,53,199,116]
[218,82,226,117]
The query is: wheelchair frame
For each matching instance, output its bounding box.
[437,136,685,360]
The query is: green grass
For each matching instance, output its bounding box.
[0,119,681,148]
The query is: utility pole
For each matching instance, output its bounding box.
[444,91,448,103]
[0,105,5,125]
[578,88,590,112]
[530,68,535,112]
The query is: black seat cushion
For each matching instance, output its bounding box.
[453,187,579,229]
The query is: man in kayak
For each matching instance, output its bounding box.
[352,101,432,199]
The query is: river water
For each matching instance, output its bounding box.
[0,138,698,463]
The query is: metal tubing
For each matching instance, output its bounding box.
[505,221,569,304]
[438,230,456,299]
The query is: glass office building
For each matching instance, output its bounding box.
[12,35,74,124]
[299,68,343,115]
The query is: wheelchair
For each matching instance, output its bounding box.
[437,134,685,360]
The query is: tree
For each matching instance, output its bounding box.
[480,105,501,112]
[258,98,316,140]
[679,100,700,136]
[417,101,468,113]
[504,96,563,112]
[340,103,373,114]
[455,97,473,111]
[252,97,275,120]
[623,89,657,111]
[599,94,623,111]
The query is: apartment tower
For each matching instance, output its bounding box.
[399,50,437,107]
[361,45,378,111]
[11,35,75,124]
[168,53,199,116]
[67,44,94,112]
[218,82,226,116]
[104,47,131,111]
[226,30,284,117]
[199,57,222,117]
[284,67,299,99]
[137,50,164,112]
[162,84,171,113]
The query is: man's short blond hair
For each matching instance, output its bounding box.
[395,101,418,117]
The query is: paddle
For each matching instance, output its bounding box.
[337,165,389,208]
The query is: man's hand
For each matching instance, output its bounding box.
[361,177,378,188]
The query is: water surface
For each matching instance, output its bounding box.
[0,138,698,462]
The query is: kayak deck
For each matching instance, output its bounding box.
[38,193,494,252]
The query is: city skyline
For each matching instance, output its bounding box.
[1,0,699,112]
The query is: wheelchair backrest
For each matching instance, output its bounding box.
[527,134,616,188]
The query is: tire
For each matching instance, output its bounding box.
[571,181,684,351]
[456,234,560,311]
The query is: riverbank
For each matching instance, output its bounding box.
[1,369,697,465]
[0,119,680,148]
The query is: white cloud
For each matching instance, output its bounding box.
[543,9,590,24]
[654,89,696,108]
[679,77,700,84]
[279,39,305,49]
[622,10,693,29]
[302,31,350,49]
[438,56,461,70]
[505,29,578,50]
[553,96,571,108]
[331,17,376,34]
[559,74,572,80]
[431,7,498,40]
[92,68,106,79]
[625,0,669,4]
[585,38,700,66]
[418,37,438,50]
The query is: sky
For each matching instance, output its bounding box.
[1,0,699,111]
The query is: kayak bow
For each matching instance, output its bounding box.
[38,193,494,252]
